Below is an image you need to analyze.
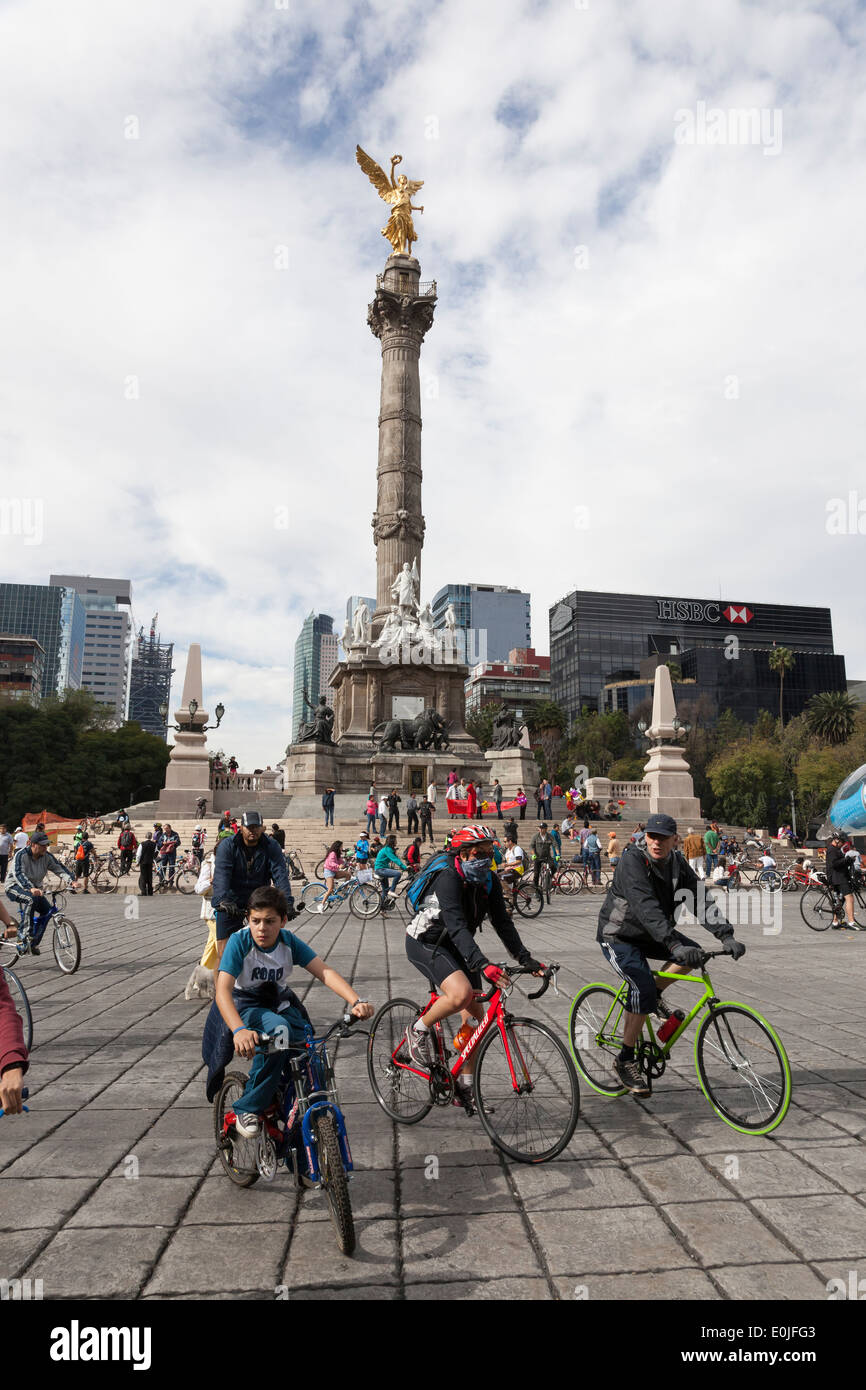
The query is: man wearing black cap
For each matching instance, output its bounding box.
[212,811,294,965]
[597,812,745,1096]
[6,832,77,955]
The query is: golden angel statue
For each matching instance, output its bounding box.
[356,146,424,257]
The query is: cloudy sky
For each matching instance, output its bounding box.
[2,0,864,768]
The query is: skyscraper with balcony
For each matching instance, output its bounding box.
[0,583,85,697]
[49,574,132,724]
[291,613,336,742]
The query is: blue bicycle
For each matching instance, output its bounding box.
[214,1010,364,1255]
[12,891,81,974]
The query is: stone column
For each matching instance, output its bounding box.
[367,255,436,628]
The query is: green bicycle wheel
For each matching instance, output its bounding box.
[568,984,627,1096]
[695,1002,792,1135]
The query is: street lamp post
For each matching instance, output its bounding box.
[159,699,226,734]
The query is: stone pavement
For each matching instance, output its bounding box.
[1,886,865,1301]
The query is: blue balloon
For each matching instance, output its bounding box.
[827,763,866,834]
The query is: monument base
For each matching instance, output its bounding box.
[484,746,540,798]
[642,744,702,822]
[281,740,488,815]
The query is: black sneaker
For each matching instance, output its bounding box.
[614,1056,651,1097]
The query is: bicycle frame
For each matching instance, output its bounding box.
[594,965,719,1058]
[393,984,528,1090]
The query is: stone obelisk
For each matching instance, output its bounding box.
[158,643,212,815]
[368,255,436,632]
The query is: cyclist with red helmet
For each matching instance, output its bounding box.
[403,824,544,1097]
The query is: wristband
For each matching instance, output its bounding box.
[232,1026,247,1035]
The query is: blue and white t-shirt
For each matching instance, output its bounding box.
[219,926,317,1013]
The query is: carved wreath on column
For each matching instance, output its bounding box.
[372,509,426,543]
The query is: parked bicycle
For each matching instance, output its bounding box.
[215,1010,365,1255]
[718,854,782,893]
[568,949,792,1135]
[496,867,544,918]
[284,849,308,884]
[367,964,580,1163]
[6,891,81,974]
[553,861,611,894]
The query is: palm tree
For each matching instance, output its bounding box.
[805,689,858,745]
[525,700,567,782]
[768,646,795,726]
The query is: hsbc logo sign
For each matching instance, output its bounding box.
[656,600,754,625]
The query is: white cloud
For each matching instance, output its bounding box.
[2,0,864,769]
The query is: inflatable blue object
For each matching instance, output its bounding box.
[827,763,866,834]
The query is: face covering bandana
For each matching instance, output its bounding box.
[462,858,492,884]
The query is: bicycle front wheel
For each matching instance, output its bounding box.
[554,868,581,895]
[313,1110,355,1256]
[799,885,834,931]
[175,868,198,895]
[473,1017,580,1162]
[366,999,433,1124]
[513,884,543,917]
[300,881,327,908]
[349,882,381,919]
[52,917,81,974]
[214,1071,260,1187]
[568,984,627,1096]
[2,966,33,1051]
[695,1003,791,1135]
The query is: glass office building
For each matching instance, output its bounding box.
[50,575,133,724]
[291,613,335,742]
[431,584,531,664]
[0,583,85,697]
[550,589,847,726]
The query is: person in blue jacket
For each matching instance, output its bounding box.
[212,810,293,965]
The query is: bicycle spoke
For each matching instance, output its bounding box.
[697,1006,789,1131]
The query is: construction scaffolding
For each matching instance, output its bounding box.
[128,614,174,741]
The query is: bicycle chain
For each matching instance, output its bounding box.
[428,1062,455,1106]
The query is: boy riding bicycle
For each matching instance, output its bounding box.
[402,824,544,1102]
[215,886,374,1137]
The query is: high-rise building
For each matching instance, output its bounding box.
[128,616,175,740]
[291,613,336,742]
[49,575,132,724]
[431,584,531,664]
[464,647,551,717]
[0,583,85,696]
[550,589,847,726]
[0,635,45,704]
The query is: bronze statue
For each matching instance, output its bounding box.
[297,692,334,745]
[491,706,523,750]
[356,147,424,257]
[371,707,450,753]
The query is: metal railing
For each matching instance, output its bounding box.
[376,275,437,298]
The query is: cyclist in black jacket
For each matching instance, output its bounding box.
[597,812,745,1096]
[825,833,859,930]
[403,824,543,1098]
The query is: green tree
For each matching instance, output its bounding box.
[768,646,795,726]
[706,741,786,826]
[466,704,498,752]
[664,661,683,683]
[525,700,568,784]
[794,745,851,824]
[805,690,859,745]
[607,753,647,782]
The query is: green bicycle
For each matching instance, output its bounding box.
[568,949,792,1136]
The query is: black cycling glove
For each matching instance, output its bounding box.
[671,942,704,968]
[519,954,545,974]
[721,935,746,960]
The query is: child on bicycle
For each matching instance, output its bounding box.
[314,841,350,913]
[403,825,544,1100]
[216,885,374,1137]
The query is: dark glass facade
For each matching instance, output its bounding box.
[550,589,846,726]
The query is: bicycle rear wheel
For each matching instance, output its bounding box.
[175,868,198,895]
[568,984,627,1096]
[349,882,381,918]
[214,1071,260,1187]
[2,966,33,1052]
[799,885,834,931]
[313,1110,355,1256]
[554,867,581,895]
[473,1016,580,1163]
[513,884,543,917]
[52,917,81,974]
[695,1003,791,1135]
[366,999,433,1124]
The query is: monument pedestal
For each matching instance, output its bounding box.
[484,746,540,798]
[642,745,702,821]
[158,644,212,816]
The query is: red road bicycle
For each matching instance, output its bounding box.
[366,964,580,1163]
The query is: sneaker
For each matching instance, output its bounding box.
[234,1112,261,1138]
[313,904,324,914]
[403,1022,432,1069]
[613,1056,651,1097]
[653,996,672,1020]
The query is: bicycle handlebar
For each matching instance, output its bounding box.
[0,1086,29,1118]
[256,1009,365,1053]
[476,962,559,1004]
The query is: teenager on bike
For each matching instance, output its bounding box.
[6,832,77,952]
[403,825,544,1097]
[597,812,745,1097]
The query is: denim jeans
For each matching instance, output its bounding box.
[324,807,334,826]
[234,1004,308,1115]
[366,814,377,834]
[377,869,401,902]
